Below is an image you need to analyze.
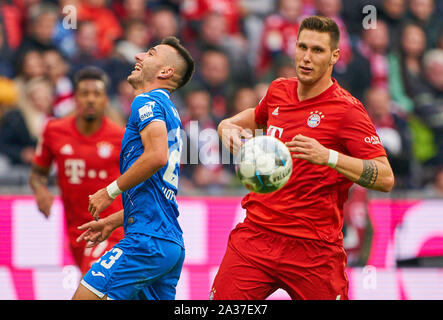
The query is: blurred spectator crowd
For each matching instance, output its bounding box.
[0,0,443,197]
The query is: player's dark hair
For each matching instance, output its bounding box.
[161,36,195,90]
[73,66,110,92]
[298,16,340,50]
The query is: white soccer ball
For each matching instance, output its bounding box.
[236,135,292,193]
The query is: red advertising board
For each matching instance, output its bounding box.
[0,195,442,299]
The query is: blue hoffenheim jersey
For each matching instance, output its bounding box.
[120,88,184,248]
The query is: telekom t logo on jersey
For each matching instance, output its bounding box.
[267,125,284,138]
[65,159,85,184]
[65,159,108,184]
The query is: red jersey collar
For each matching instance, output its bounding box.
[71,116,108,141]
[293,77,338,104]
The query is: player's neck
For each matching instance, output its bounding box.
[76,117,103,136]
[297,75,333,102]
[133,81,172,96]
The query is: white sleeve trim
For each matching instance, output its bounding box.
[80,279,106,299]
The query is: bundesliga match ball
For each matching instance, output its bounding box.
[236,135,293,194]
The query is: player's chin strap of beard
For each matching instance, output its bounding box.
[327,149,338,168]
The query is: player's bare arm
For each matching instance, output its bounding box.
[286,134,395,192]
[218,108,265,154]
[77,209,124,247]
[88,120,169,219]
[332,154,393,192]
[29,164,54,218]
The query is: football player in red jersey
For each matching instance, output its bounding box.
[212,16,395,300]
[29,67,125,274]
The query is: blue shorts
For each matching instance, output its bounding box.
[81,233,185,300]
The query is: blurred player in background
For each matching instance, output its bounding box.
[72,36,195,300]
[213,16,395,300]
[29,66,125,275]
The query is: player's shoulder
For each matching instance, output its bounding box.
[43,115,73,133]
[148,89,171,100]
[331,81,365,110]
[103,117,125,132]
[103,116,125,131]
[135,89,170,103]
[132,93,152,107]
[266,77,297,100]
[270,77,297,85]
[132,90,171,113]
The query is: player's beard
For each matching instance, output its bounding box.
[127,65,159,90]
[127,71,142,89]
[141,66,158,85]
[83,113,97,122]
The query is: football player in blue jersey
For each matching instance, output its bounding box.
[72,36,195,300]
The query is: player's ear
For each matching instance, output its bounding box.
[158,66,174,80]
[330,48,340,65]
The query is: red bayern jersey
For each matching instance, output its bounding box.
[243,77,387,245]
[33,116,124,239]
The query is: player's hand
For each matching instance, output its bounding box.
[218,121,253,155]
[35,188,54,218]
[88,188,113,221]
[76,218,113,248]
[285,134,329,165]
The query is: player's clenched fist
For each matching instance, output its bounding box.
[88,188,113,220]
[285,134,329,166]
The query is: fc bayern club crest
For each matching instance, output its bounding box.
[307,111,325,128]
[97,142,113,158]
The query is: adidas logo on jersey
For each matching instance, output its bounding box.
[60,144,73,155]
[272,107,279,116]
